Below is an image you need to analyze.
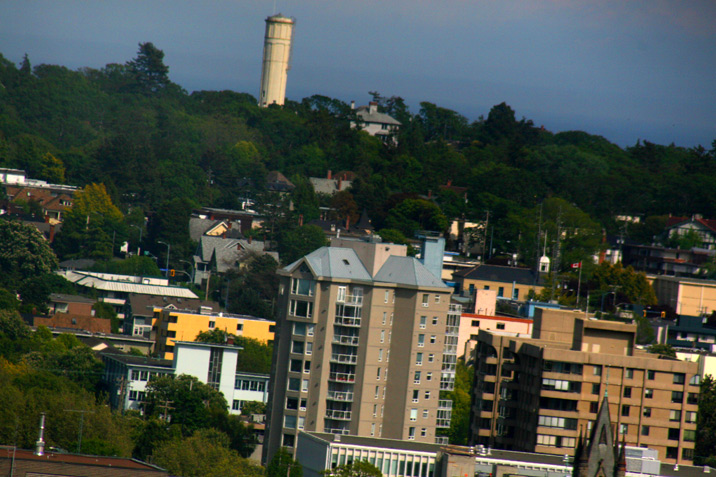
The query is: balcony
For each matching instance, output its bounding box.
[325,409,352,420]
[333,334,359,346]
[328,372,356,383]
[331,353,358,365]
[334,316,361,327]
[325,427,350,435]
[437,400,453,428]
[326,390,354,402]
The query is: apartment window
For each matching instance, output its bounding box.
[300,398,307,410]
[674,373,686,384]
[418,334,425,347]
[235,324,242,332]
[388,331,391,343]
[283,434,295,447]
[590,402,598,414]
[131,370,140,381]
[298,417,305,430]
[683,448,695,461]
[305,342,313,355]
[337,286,346,302]
[668,428,680,441]
[496,323,506,330]
[645,388,653,399]
[687,393,698,405]
[167,330,176,338]
[413,390,419,403]
[643,407,652,418]
[384,368,388,380]
[410,409,418,421]
[373,404,377,417]
[409,427,416,440]
[686,411,697,423]
[593,365,602,376]
[385,290,389,303]
[592,383,600,395]
[414,371,421,384]
[670,410,682,422]
[390,313,394,325]
[426,372,432,381]
[432,316,438,325]
[291,340,304,354]
[289,300,313,318]
[378,349,383,362]
[422,294,429,307]
[625,368,635,379]
[430,335,436,344]
[293,323,307,336]
[641,425,650,436]
[666,447,678,459]
[690,375,702,386]
[286,397,298,410]
[425,390,430,400]
[386,350,390,362]
[375,386,380,399]
[288,378,300,391]
[377,367,381,380]
[290,359,302,373]
[684,429,696,442]
[371,423,376,436]
[207,348,223,389]
[284,415,297,429]
[419,316,427,329]
[291,278,315,296]
[208,321,215,329]
[621,405,630,417]
[428,353,435,363]
[421,428,427,437]
[380,330,385,343]
[619,424,628,435]
[498,287,504,297]
[472,320,480,327]
[232,400,241,411]
[304,360,311,373]
[647,370,655,380]
[672,391,684,404]
[623,387,632,398]
[382,312,387,325]
[129,391,138,401]
[416,353,423,366]
[423,409,429,418]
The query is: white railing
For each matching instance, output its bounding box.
[326,390,354,402]
[333,335,359,346]
[331,353,358,364]
[328,372,356,383]
[335,316,361,327]
[326,409,352,420]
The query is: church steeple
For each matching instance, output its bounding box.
[573,395,624,477]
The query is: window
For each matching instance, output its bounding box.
[425,390,431,400]
[283,434,295,447]
[683,448,695,461]
[289,300,313,318]
[373,404,378,417]
[414,371,421,384]
[131,370,140,381]
[625,368,635,379]
[375,386,380,399]
[380,330,385,343]
[293,323,306,335]
[496,323,506,330]
[666,447,678,459]
[645,388,653,399]
[408,427,416,440]
[619,424,628,435]
[590,402,598,414]
[592,383,600,395]
[593,365,602,376]
[232,400,241,411]
[418,334,425,347]
[423,409,429,418]
[684,429,696,442]
[416,353,423,366]
[209,321,216,329]
[621,405,630,417]
[472,320,480,327]
[670,410,682,421]
[668,428,680,441]
[390,313,394,325]
[304,361,311,373]
[688,393,698,405]
[422,294,429,307]
[291,278,315,296]
[377,367,381,380]
[428,353,435,363]
[674,373,686,384]
[421,428,427,437]
[337,286,346,302]
[290,359,302,373]
[412,390,419,403]
[641,425,650,436]
[302,379,309,392]
[686,411,697,423]
[286,397,298,410]
[382,312,387,325]
[672,391,684,404]
[513,288,519,299]
[643,407,652,417]
[305,342,313,355]
[292,340,304,354]
[647,370,655,380]
[300,398,307,410]
[370,423,375,436]
[498,287,504,297]
[287,378,300,391]
[129,390,138,401]
[690,374,702,386]
[432,316,438,325]
[623,387,632,398]
[430,335,437,344]
[378,349,383,362]
[410,409,418,421]
[284,415,297,429]
[298,416,305,430]
[426,372,432,381]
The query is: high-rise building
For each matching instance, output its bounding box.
[469,308,700,465]
[263,237,460,463]
[258,14,294,107]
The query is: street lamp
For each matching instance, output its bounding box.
[177,259,195,284]
[129,225,143,256]
[157,240,171,278]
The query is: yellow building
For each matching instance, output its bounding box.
[153,308,275,360]
[651,275,716,316]
[454,264,545,301]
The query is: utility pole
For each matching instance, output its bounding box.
[64,410,94,454]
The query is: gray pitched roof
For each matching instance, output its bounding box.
[286,247,372,281]
[196,236,275,273]
[457,264,543,286]
[374,256,449,288]
[355,107,401,126]
[309,177,353,195]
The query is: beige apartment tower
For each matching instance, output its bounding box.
[259,14,294,107]
[470,308,700,465]
[263,237,460,464]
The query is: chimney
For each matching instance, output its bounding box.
[327,170,332,180]
[299,214,304,226]
[35,412,46,456]
[49,223,56,243]
[337,178,342,190]
[369,101,378,114]
[350,100,355,110]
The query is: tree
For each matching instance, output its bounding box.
[266,448,303,477]
[0,219,59,289]
[647,343,676,358]
[196,328,236,344]
[322,460,382,477]
[127,42,170,94]
[385,199,448,238]
[235,337,273,374]
[153,429,263,477]
[590,262,657,308]
[277,224,328,265]
[93,301,119,333]
[696,375,716,466]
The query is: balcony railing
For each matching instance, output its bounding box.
[334,316,361,327]
[324,427,350,435]
[326,409,352,420]
[333,334,359,346]
[330,353,358,365]
[326,390,354,402]
[328,372,356,383]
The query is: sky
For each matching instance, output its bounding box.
[0,0,714,148]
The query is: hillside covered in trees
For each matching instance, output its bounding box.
[1,44,715,272]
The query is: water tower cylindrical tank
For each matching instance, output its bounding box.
[259,15,295,107]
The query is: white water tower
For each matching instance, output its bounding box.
[258,14,295,107]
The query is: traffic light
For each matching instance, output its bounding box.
[170,269,175,277]
[661,311,666,318]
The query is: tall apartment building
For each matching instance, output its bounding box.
[263,237,460,463]
[469,308,700,465]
